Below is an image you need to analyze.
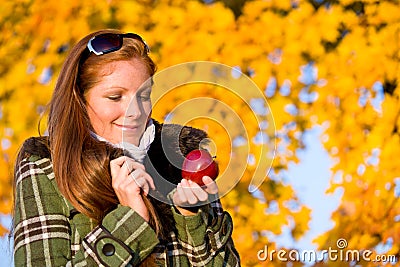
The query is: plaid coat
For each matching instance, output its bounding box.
[13,122,240,266]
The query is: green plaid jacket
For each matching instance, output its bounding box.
[13,135,240,266]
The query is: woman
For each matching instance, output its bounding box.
[13,29,240,266]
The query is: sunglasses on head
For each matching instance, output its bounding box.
[87,33,150,56]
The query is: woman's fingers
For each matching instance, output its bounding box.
[111,156,135,184]
[120,158,145,176]
[173,178,218,207]
[180,179,198,204]
[110,156,128,166]
[111,156,147,179]
[174,182,188,205]
[130,169,155,195]
[110,156,155,196]
[187,180,208,202]
[174,180,197,206]
[110,156,128,179]
[201,176,219,194]
[109,156,152,221]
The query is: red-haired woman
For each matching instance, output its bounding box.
[13,29,240,266]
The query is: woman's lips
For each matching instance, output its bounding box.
[114,123,139,131]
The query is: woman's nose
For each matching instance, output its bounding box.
[125,98,141,118]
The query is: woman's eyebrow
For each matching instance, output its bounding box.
[137,80,153,92]
[102,86,129,92]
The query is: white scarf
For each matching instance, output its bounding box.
[91,119,155,163]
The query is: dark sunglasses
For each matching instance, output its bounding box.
[87,33,150,56]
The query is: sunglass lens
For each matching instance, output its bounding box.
[91,34,122,53]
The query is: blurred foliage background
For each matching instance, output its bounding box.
[1,0,400,266]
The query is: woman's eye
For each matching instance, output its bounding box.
[107,95,121,101]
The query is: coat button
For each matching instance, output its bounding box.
[102,243,115,256]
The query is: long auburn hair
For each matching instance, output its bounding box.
[47,29,162,234]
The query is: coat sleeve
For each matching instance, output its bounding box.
[170,199,241,266]
[13,155,159,267]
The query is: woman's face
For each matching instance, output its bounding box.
[85,58,152,146]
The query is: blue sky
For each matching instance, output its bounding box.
[274,126,342,251]
[0,214,12,267]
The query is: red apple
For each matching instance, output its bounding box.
[181,149,219,186]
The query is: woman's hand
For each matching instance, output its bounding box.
[110,156,155,222]
[172,176,218,216]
